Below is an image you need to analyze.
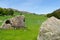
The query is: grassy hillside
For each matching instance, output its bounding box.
[0,11,47,40]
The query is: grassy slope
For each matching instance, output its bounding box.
[0,12,47,40]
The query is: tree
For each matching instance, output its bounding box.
[2,8,8,15]
[0,7,3,15]
[8,8,14,15]
[0,8,14,16]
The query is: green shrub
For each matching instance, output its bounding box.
[0,7,14,16]
[7,8,14,15]
[0,7,3,15]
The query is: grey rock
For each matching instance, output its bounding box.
[10,15,25,29]
[1,24,14,29]
[37,16,60,40]
[1,15,25,29]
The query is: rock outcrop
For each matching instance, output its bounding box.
[37,16,60,40]
[1,15,25,29]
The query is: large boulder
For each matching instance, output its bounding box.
[37,16,60,40]
[10,15,25,29]
[1,15,25,29]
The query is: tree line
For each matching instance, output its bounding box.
[0,7,14,16]
[47,9,60,19]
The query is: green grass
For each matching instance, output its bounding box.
[0,12,47,40]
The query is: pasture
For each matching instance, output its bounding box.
[0,12,47,40]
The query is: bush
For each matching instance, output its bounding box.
[0,7,3,15]
[8,8,14,15]
[0,7,14,16]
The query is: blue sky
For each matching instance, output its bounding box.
[0,0,60,14]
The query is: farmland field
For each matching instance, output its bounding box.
[0,12,47,40]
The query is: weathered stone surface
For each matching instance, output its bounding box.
[1,15,25,29]
[1,24,14,29]
[37,16,60,40]
[10,15,25,29]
